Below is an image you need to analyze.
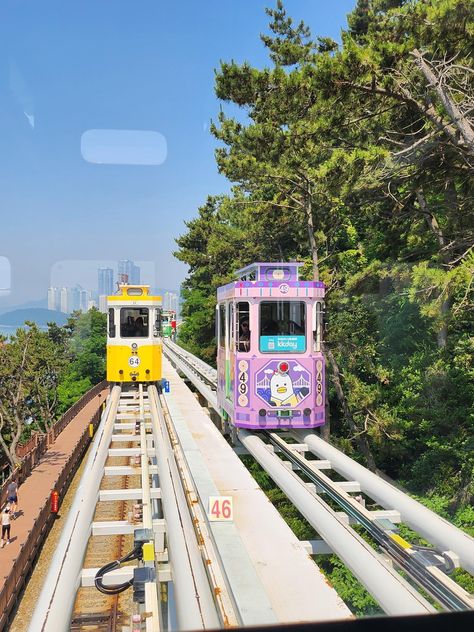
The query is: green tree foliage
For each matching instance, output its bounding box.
[0,309,106,465]
[0,324,66,466]
[57,308,107,412]
[175,196,251,364]
[317,556,381,616]
[176,0,474,513]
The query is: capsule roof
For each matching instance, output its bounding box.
[218,262,325,301]
[108,284,162,303]
[235,262,304,282]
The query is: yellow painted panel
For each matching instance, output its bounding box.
[142,542,155,562]
[389,533,412,549]
[107,295,161,303]
[106,343,162,382]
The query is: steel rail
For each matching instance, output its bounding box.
[138,385,162,632]
[163,340,217,389]
[294,430,474,577]
[238,430,433,615]
[165,342,474,581]
[163,343,218,411]
[164,339,217,381]
[164,342,474,614]
[265,432,473,612]
[157,389,242,627]
[29,385,122,632]
[147,386,220,630]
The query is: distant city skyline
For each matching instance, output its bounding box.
[98,267,114,296]
[48,284,93,314]
[163,291,179,317]
[0,1,355,312]
[43,258,180,315]
[118,259,140,285]
[50,259,158,296]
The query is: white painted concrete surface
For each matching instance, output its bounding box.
[163,357,351,623]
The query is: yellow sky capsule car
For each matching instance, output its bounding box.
[107,285,162,383]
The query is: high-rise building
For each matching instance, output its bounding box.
[98,295,108,313]
[98,267,114,296]
[163,291,179,315]
[118,259,140,285]
[55,285,90,314]
[69,286,82,312]
[80,289,90,312]
[47,287,61,311]
[60,287,69,313]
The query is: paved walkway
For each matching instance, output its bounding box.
[0,389,108,591]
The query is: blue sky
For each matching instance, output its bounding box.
[0,0,355,308]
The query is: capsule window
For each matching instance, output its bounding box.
[120,307,149,337]
[154,308,162,338]
[236,301,250,352]
[228,302,234,350]
[313,301,324,352]
[108,308,116,338]
[127,288,143,296]
[218,304,226,348]
[259,301,306,353]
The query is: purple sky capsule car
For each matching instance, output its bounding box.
[216,262,325,430]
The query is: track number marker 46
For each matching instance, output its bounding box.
[208,496,233,521]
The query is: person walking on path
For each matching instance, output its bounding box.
[1,504,11,547]
[7,478,19,518]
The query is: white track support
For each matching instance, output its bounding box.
[301,540,333,555]
[104,465,158,475]
[163,344,219,412]
[295,431,474,575]
[158,389,242,627]
[239,430,434,616]
[335,510,401,525]
[139,384,162,631]
[99,488,162,501]
[92,518,166,536]
[139,384,153,528]
[148,386,220,630]
[29,386,121,632]
[108,447,155,457]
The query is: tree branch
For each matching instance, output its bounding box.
[411,49,474,154]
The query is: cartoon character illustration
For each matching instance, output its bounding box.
[268,361,308,407]
[270,370,297,406]
[256,360,311,407]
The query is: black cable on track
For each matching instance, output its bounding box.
[94,544,143,595]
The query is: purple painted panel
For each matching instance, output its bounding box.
[231,353,325,429]
[217,280,326,301]
[235,412,251,421]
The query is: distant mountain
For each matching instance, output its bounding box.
[0,308,68,327]
[0,297,48,311]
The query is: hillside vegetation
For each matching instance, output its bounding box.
[0,309,106,468]
[175,0,473,512]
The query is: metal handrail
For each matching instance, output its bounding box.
[0,380,108,504]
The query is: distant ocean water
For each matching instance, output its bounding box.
[0,325,17,339]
